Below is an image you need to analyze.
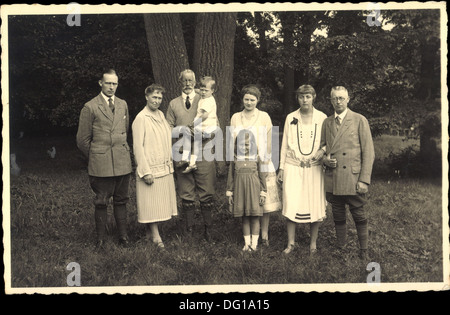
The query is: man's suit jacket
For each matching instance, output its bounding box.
[76,93,132,177]
[320,109,375,195]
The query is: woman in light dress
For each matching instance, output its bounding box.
[229,85,281,248]
[277,85,327,255]
[132,84,178,248]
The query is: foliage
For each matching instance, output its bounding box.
[371,133,441,179]
[368,99,440,139]
[387,145,421,178]
[7,9,442,146]
[8,14,153,135]
[232,13,279,112]
[233,9,440,124]
[310,14,426,119]
[383,141,441,179]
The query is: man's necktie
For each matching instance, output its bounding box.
[109,98,114,113]
[185,96,191,110]
[335,116,341,131]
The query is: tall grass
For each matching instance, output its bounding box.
[6,135,444,288]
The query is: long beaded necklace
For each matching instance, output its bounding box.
[297,112,317,156]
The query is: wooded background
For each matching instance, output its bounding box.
[7,9,443,175]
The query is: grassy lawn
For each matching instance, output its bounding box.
[5,134,445,289]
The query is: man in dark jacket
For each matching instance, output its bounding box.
[76,69,132,250]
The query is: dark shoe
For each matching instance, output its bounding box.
[204,226,211,242]
[262,239,270,247]
[118,237,130,248]
[336,241,347,250]
[185,227,193,238]
[95,239,105,252]
[309,248,318,257]
[182,164,198,174]
[359,249,369,260]
[154,241,165,251]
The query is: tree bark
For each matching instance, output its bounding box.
[294,12,319,88]
[417,38,439,100]
[279,12,297,117]
[193,12,237,175]
[143,13,190,113]
[254,12,268,56]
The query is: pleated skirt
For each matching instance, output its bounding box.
[136,173,178,223]
[263,172,281,213]
[233,168,263,218]
[282,163,326,223]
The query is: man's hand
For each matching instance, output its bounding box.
[323,154,337,168]
[143,174,154,185]
[356,181,369,194]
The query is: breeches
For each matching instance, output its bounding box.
[175,160,216,203]
[89,174,131,208]
[326,192,367,223]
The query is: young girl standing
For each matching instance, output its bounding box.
[227,130,267,251]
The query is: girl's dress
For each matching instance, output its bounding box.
[229,109,281,214]
[280,108,327,223]
[227,157,266,218]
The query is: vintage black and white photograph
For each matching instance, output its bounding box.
[2,2,448,295]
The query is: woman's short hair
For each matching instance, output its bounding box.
[145,83,165,95]
[241,84,261,101]
[295,84,316,100]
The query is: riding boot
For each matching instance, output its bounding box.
[334,220,347,249]
[94,206,107,249]
[183,200,196,237]
[355,219,369,259]
[114,203,129,247]
[200,200,214,241]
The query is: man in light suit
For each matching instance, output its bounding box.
[166,69,216,241]
[320,86,375,260]
[76,69,132,250]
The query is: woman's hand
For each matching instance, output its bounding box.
[143,174,154,185]
[259,195,266,206]
[228,195,233,205]
[277,169,284,184]
[311,148,325,165]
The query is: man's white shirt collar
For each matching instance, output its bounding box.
[101,92,115,104]
[182,91,196,101]
[335,108,348,122]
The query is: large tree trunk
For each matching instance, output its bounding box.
[193,12,237,175]
[417,38,439,100]
[143,13,190,113]
[294,13,318,88]
[254,12,268,56]
[279,12,297,117]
